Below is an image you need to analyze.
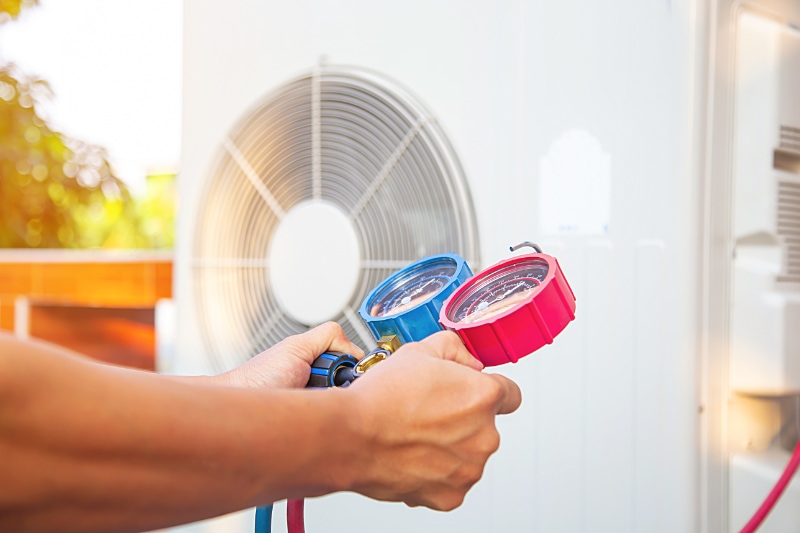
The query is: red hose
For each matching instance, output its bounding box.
[287,498,305,533]
[283,442,797,533]
[739,438,800,533]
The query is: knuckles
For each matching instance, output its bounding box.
[475,429,501,456]
[427,490,467,512]
[319,320,346,337]
[451,461,485,489]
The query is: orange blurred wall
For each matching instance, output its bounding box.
[0,250,172,369]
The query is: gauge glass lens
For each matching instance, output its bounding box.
[369,258,458,317]
[447,258,550,324]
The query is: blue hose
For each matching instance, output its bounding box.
[255,504,273,533]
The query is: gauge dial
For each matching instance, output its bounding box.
[440,251,576,366]
[360,253,472,345]
[368,258,458,317]
[447,258,549,324]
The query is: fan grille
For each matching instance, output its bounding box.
[192,66,479,371]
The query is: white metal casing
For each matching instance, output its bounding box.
[175,1,705,532]
[724,7,800,533]
[730,10,800,394]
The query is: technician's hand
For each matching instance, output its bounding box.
[219,322,364,389]
[347,330,522,511]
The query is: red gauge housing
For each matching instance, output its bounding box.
[439,253,576,366]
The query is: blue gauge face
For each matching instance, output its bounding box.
[368,258,458,317]
[447,258,549,324]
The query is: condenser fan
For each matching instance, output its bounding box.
[192,65,479,372]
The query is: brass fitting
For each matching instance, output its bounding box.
[376,334,401,354]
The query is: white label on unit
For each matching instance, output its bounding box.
[539,129,611,235]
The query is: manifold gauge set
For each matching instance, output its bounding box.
[258,242,577,533]
[308,241,577,387]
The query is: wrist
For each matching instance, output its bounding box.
[329,385,383,495]
[305,388,368,495]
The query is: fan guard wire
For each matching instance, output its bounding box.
[192,66,479,372]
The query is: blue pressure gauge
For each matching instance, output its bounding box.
[358,253,472,344]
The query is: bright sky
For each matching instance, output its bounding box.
[0,0,182,195]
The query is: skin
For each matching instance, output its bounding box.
[0,323,521,533]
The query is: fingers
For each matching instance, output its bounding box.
[416,331,483,371]
[404,488,467,512]
[297,322,364,361]
[416,332,520,414]
[486,373,522,415]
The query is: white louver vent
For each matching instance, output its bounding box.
[191,66,480,372]
[779,125,800,155]
[777,179,800,283]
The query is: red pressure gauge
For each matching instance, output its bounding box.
[439,242,576,367]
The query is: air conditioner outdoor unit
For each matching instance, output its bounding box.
[171,1,800,532]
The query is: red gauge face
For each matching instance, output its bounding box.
[439,252,576,367]
[446,258,549,324]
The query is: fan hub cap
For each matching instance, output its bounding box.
[268,200,361,325]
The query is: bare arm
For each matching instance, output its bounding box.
[0,333,356,532]
[0,328,521,533]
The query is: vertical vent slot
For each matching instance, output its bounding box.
[777,180,800,283]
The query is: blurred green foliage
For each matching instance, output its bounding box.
[0,0,175,249]
[136,172,177,250]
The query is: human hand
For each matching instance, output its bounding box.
[345,330,522,511]
[218,322,364,389]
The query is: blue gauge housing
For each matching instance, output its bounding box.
[359,253,472,344]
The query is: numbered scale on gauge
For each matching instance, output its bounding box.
[440,243,576,367]
[449,258,550,324]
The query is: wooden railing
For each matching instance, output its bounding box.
[0,250,172,370]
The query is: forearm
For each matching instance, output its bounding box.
[0,337,357,533]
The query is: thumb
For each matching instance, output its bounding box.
[486,373,522,415]
[294,322,364,362]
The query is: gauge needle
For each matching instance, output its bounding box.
[486,282,530,306]
[396,278,438,308]
[410,278,437,296]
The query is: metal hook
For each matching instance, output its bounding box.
[509,241,543,253]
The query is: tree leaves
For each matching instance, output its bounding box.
[0,64,148,248]
[0,0,175,249]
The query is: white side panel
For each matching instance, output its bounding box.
[732,12,781,241]
[179,1,703,531]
